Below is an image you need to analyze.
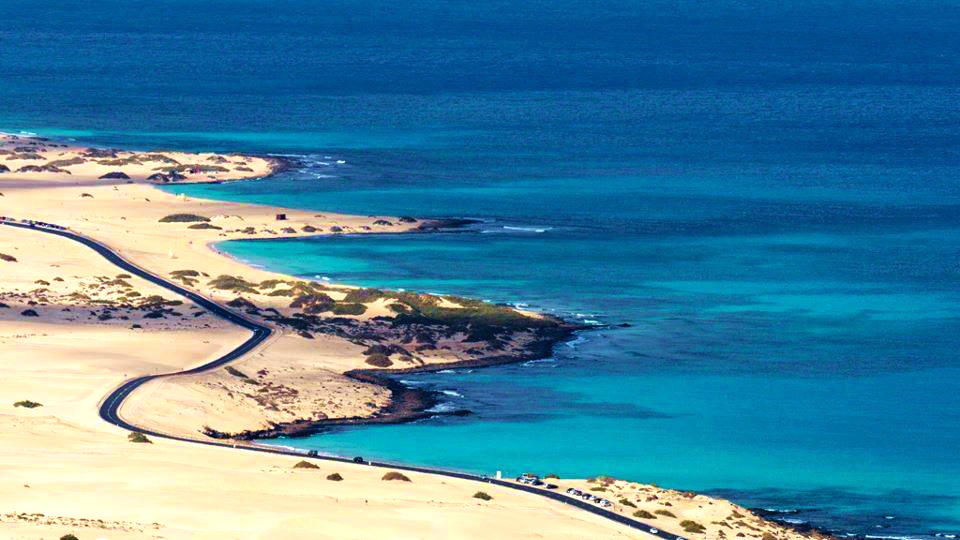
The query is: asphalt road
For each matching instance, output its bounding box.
[1,219,682,540]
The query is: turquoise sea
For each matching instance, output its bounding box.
[3,0,959,536]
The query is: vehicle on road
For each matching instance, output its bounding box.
[307,450,318,457]
[352,456,365,464]
[649,528,659,534]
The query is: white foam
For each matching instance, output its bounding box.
[426,402,457,413]
[441,390,463,398]
[502,225,550,233]
[523,358,555,367]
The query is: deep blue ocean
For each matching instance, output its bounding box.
[3,1,959,537]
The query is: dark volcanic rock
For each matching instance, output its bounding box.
[99,171,131,179]
[416,218,480,231]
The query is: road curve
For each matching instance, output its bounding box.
[1,219,681,540]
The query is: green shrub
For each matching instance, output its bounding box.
[619,498,637,508]
[633,510,656,519]
[208,275,257,292]
[382,471,411,482]
[326,472,343,481]
[47,157,86,167]
[680,520,707,534]
[153,164,229,173]
[473,491,493,501]
[762,533,777,540]
[128,432,152,444]
[331,303,366,316]
[159,213,210,223]
[188,222,222,230]
[13,400,42,408]
[655,509,677,518]
[60,534,80,540]
[293,460,320,469]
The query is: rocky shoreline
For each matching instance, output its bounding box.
[205,320,586,440]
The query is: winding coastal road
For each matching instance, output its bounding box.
[2,218,682,540]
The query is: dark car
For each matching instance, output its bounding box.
[352,456,366,464]
[545,483,558,490]
[307,450,318,457]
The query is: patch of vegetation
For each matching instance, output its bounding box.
[116,273,132,278]
[633,510,656,519]
[331,303,366,316]
[655,509,677,518]
[224,366,256,382]
[680,520,707,534]
[80,193,93,198]
[187,222,222,230]
[293,460,320,469]
[47,157,86,167]
[159,213,210,223]
[473,491,493,501]
[208,274,258,293]
[60,534,80,540]
[153,164,230,173]
[128,432,152,444]
[98,156,143,166]
[589,486,607,492]
[21,309,39,317]
[619,498,637,508]
[762,533,777,540]
[365,353,393,368]
[289,293,335,313]
[382,471,411,482]
[13,400,42,408]
[0,253,17,262]
[140,153,180,164]
[326,472,343,481]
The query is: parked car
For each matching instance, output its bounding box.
[545,483,558,490]
[307,450,318,457]
[352,456,365,464]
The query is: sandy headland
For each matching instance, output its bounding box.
[0,134,823,540]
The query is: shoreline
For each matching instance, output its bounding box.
[207,322,586,440]
[1,133,844,540]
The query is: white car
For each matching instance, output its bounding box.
[649,528,659,534]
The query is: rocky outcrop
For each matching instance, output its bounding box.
[99,171,131,179]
